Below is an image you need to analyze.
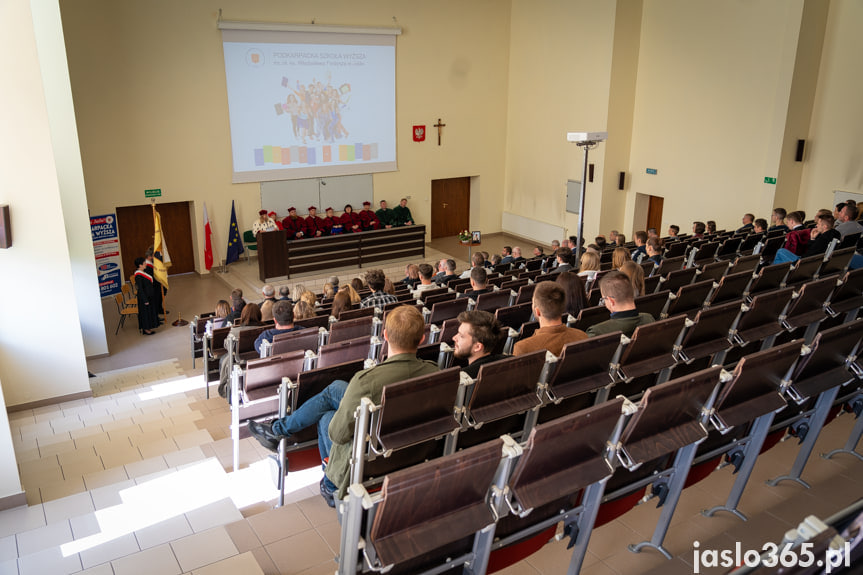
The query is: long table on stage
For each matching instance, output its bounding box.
[256,225,426,281]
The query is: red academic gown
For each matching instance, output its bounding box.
[341,211,362,233]
[323,216,341,235]
[282,216,305,240]
[304,215,326,237]
[359,209,381,231]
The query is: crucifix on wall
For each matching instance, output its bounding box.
[433,118,446,146]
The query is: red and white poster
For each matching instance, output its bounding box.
[413,125,426,142]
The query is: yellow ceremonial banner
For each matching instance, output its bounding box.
[152,205,170,289]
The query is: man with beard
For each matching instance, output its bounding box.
[452,310,507,378]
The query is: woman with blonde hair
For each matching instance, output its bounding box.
[213,300,232,328]
[403,264,420,289]
[292,300,316,321]
[291,284,309,302]
[300,290,317,309]
[612,247,630,270]
[322,282,336,300]
[620,260,646,298]
[577,251,601,284]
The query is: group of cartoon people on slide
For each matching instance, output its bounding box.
[280,76,350,145]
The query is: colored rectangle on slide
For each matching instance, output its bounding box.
[362,145,371,161]
[354,143,363,160]
[254,148,264,166]
[322,146,332,162]
[307,147,316,165]
[281,148,290,164]
[299,147,308,163]
[339,145,355,161]
[271,147,281,163]
[263,146,273,163]
[290,146,299,164]
[369,143,378,159]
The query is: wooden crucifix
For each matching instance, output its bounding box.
[433,118,446,146]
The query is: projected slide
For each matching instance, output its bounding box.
[222,33,396,183]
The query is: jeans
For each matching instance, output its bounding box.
[772,248,801,265]
[271,379,349,464]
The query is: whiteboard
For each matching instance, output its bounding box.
[566,180,583,214]
[261,174,373,216]
[833,190,863,208]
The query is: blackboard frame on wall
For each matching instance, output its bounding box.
[261,174,374,216]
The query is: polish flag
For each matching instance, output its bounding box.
[203,204,213,270]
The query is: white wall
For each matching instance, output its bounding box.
[0,377,23,505]
[0,0,92,406]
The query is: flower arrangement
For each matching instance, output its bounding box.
[457,230,472,243]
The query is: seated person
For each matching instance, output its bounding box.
[226,288,245,323]
[612,247,630,270]
[212,300,232,328]
[500,246,514,265]
[253,300,301,354]
[278,285,292,301]
[511,247,526,266]
[460,252,486,279]
[268,211,282,230]
[556,271,588,318]
[453,310,507,378]
[707,220,717,234]
[402,264,420,289]
[330,289,354,319]
[259,284,277,322]
[577,251,600,282]
[376,200,395,229]
[341,204,362,233]
[292,300,316,321]
[753,218,768,233]
[411,263,438,298]
[514,282,588,356]
[359,201,381,231]
[281,207,305,240]
[619,261,646,298]
[323,207,343,235]
[736,213,754,233]
[774,213,840,264]
[777,211,809,257]
[392,198,414,226]
[586,271,655,337]
[252,210,278,235]
[248,306,437,506]
[463,266,493,298]
[551,246,574,273]
[631,231,648,261]
[645,238,662,266]
[435,259,460,286]
[769,208,789,232]
[360,269,399,309]
[304,206,326,237]
[218,303,264,399]
[667,225,680,237]
[489,254,502,266]
[691,221,706,239]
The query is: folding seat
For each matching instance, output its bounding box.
[662,243,688,259]
[352,368,464,487]
[381,301,424,317]
[270,327,323,356]
[202,324,231,397]
[766,321,863,489]
[429,296,471,325]
[609,315,688,398]
[677,300,741,372]
[454,282,473,294]
[339,438,509,575]
[732,287,795,351]
[474,289,514,312]
[447,277,471,292]
[687,241,719,267]
[523,259,543,272]
[294,314,331,330]
[328,315,380,344]
[697,260,730,284]
[337,306,376,321]
[533,272,557,284]
[570,304,610,332]
[496,399,627,574]
[618,366,724,559]
[755,234,785,263]
[657,267,698,295]
[706,270,752,307]
[500,277,529,292]
[738,232,764,254]
[190,312,216,369]
[418,286,449,303]
[639,261,655,277]
[587,286,602,307]
[781,254,823,289]
[838,231,861,250]
[232,324,272,359]
[643,274,662,295]
[728,253,761,275]
[507,320,540,354]
[494,301,533,330]
[745,261,792,300]
[317,336,379,368]
[780,277,836,343]
[655,255,686,275]
[493,262,513,274]
[826,268,863,322]
[424,291,458,307]
[818,246,856,279]
[715,236,742,260]
[701,341,801,521]
[662,279,714,319]
[457,351,548,448]
[633,289,672,320]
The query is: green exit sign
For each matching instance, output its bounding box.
[764,177,777,185]
[145,188,162,198]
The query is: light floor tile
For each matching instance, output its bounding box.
[264,528,332,575]
[15,520,73,556]
[16,546,81,575]
[170,527,237,572]
[134,515,193,550]
[185,498,243,533]
[163,446,206,469]
[172,430,213,451]
[0,558,17,575]
[0,506,45,539]
[89,478,136,510]
[246,504,311,546]
[111,543,181,575]
[0,536,16,562]
[124,456,168,480]
[190,551,263,575]
[79,532,140,569]
[43,491,95,524]
[38,477,87,504]
[77,562,114,574]
[83,466,130,491]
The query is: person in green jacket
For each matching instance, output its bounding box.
[375,199,395,229]
[586,271,654,337]
[392,197,414,226]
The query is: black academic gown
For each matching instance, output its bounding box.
[134,270,159,331]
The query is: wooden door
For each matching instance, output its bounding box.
[431,177,470,239]
[647,195,664,232]
[116,201,194,280]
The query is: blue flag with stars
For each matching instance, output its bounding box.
[225,200,244,265]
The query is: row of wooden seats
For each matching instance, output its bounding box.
[336,319,863,573]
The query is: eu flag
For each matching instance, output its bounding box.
[225,200,244,265]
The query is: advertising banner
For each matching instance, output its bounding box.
[90,214,122,298]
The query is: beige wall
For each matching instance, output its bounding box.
[0,0,92,406]
[60,0,511,271]
[798,0,863,213]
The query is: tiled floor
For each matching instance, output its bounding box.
[2,235,861,574]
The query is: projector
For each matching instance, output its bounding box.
[567,131,608,143]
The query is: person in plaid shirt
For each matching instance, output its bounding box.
[360,269,398,309]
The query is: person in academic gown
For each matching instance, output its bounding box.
[133,257,159,335]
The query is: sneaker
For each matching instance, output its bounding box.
[247,419,281,452]
[319,477,336,508]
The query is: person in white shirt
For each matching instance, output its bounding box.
[252,209,278,235]
[411,263,438,298]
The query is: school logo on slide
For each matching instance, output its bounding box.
[413,125,425,142]
[246,48,264,67]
